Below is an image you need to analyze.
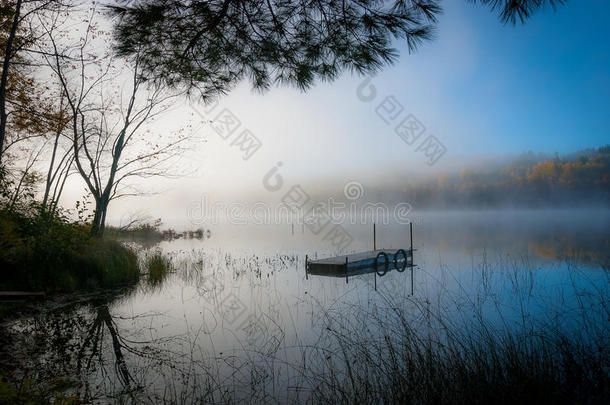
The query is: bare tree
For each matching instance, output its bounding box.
[0,0,76,213]
[1,123,73,213]
[39,5,187,235]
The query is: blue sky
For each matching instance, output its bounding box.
[424,0,610,154]
[354,0,608,158]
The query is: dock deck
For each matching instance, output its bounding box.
[305,223,416,291]
[306,248,415,277]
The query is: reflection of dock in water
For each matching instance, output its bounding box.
[305,223,416,292]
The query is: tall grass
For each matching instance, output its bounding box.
[140,251,610,404]
[289,259,610,404]
[298,299,609,404]
[129,253,608,404]
[142,250,173,287]
[66,238,140,291]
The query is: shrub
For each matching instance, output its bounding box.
[0,207,140,293]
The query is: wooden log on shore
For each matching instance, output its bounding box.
[0,291,46,302]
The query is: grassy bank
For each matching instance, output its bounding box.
[104,222,164,245]
[0,208,139,293]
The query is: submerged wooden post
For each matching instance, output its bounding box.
[305,254,308,280]
[373,222,376,250]
[345,257,349,284]
[374,271,377,291]
[410,221,413,264]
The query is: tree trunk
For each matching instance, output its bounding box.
[92,130,126,237]
[43,97,65,209]
[91,197,108,237]
[42,130,60,208]
[0,0,23,166]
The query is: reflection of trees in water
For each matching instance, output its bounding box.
[527,235,610,268]
[3,251,296,402]
[5,282,285,403]
[423,215,610,268]
[5,293,194,402]
[77,305,135,397]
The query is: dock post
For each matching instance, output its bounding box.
[410,221,413,264]
[373,222,376,250]
[410,222,414,294]
[345,257,349,284]
[374,272,377,291]
[305,254,308,280]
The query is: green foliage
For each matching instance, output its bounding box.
[67,237,140,291]
[109,0,440,96]
[0,155,140,293]
[109,1,563,96]
[472,0,566,25]
[0,374,42,405]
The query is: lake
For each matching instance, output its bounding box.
[4,209,609,403]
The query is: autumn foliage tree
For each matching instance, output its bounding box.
[1,0,74,210]
[401,147,610,208]
[0,0,49,165]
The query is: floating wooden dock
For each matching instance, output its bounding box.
[305,223,416,291]
[306,249,414,277]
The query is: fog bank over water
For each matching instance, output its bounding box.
[95,146,609,230]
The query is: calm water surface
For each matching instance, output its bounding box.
[6,209,610,403]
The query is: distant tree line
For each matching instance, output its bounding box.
[401,146,610,207]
